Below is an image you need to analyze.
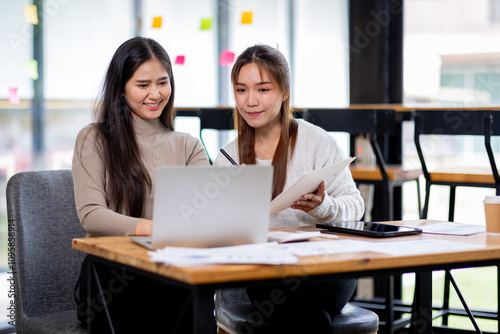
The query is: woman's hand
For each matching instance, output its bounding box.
[135,219,153,236]
[291,181,326,213]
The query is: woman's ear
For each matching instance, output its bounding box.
[282,91,289,102]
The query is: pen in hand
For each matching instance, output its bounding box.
[220,149,238,166]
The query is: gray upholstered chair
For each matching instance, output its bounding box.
[6,170,86,334]
[216,288,379,334]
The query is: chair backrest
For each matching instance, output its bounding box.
[198,108,234,163]
[414,109,500,183]
[199,108,234,131]
[6,170,86,319]
[306,109,397,180]
[306,108,397,136]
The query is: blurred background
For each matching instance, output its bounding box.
[1,0,500,330]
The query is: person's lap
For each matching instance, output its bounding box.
[246,278,357,333]
[75,256,192,333]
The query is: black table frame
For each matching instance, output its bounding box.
[84,253,500,334]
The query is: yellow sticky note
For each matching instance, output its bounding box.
[200,18,212,30]
[24,5,39,25]
[26,60,39,80]
[152,17,162,28]
[241,11,253,24]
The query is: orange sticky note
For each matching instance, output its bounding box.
[200,18,212,30]
[174,55,185,65]
[241,11,253,24]
[219,50,235,66]
[8,88,20,104]
[26,60,39,80]
[152,17,162,28]
[24,5,38,25]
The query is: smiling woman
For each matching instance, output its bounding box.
[71,36,208,332]
[123,58,172,120]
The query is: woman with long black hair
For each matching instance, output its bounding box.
[72,37,208,333]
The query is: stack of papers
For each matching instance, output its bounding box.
[419,222,486,235]
[267,231,325,243]
[148,242,298,266]
[148,237,485,267]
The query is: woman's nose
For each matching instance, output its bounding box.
[149,86,161,99]
[247,91,258,107]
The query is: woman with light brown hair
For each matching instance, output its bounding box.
[214,44,364,332]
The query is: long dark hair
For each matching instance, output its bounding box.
[231,44,298,199]
[93,37,175,217]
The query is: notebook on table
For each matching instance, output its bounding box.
[131,165,273,249]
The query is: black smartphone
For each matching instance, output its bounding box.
[316,221,422,238]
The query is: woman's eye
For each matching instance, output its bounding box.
[236,88,246,93]
[259,88,270,92]
[158,81,168,86]
[139,84,148,88]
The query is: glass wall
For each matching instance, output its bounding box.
[404,0,499,224]
[0,1,349,327]
[404,2,499,331]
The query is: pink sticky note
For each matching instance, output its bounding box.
[219,50,235,66]
[174,55,185,65]
[8,88,20,104]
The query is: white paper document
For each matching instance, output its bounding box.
[270,157,356,215]
[368,239,484,256]
[267,231,324,243]
[148,242,298,266]
[276,239,373,257]
[419,222,486,236]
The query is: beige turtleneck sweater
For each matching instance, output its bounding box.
[72,117,209,237]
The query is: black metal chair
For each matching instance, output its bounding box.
[6,170,87,334]
[304,108,422,333]
[198,108,234,164]
[306,108,422,221]
[414,109,500,330]
[414,109,500,221]
[216,288,379,334]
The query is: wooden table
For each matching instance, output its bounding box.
[72,220,500,334]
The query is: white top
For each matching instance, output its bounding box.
[214,119,364,228]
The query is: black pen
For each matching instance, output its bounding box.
[220,149,238,166]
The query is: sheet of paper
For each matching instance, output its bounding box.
[174,55,185,65]
[148,242,298,266]
[219,50,235,66]
[26,60,39,80]
[369,239,484,256]
[277,239,373,257]
[267,231,324,243]
[200,18,212,30]
[24,5,38,25]
[241,11,253,24]
[270,157,356,215]
[419,222,486,235]
[152,16,162,28]
[8,88,20,104]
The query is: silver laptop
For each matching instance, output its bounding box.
[132,165,273,249]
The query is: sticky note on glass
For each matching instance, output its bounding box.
[219,50,235,66]
[8,88,20,104]
[26,60,39,80]
[200,18,212,30]
[24,5,39,25]
[241,11,253,24]
[152,17,162,28]
[175,55,185,65]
